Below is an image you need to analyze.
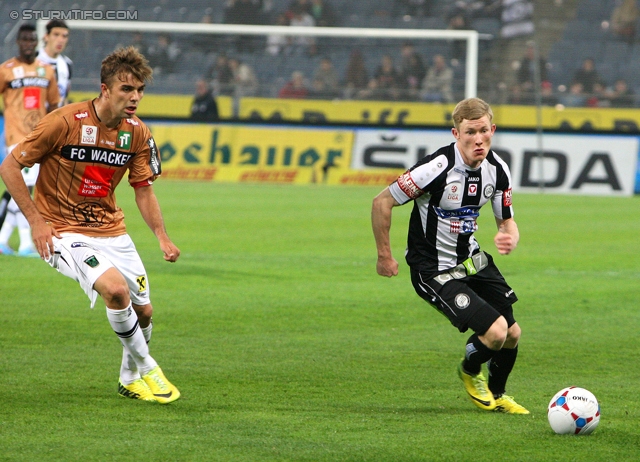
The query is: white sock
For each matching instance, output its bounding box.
[17,212,34,251]
[120,321,154,384]
[106,304,157,378]
[0,212,16,245]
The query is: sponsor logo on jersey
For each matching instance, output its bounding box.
[468,176,480,182]
[397,170,422,199]
[503,188,513,207]
[449,219,477,234]
[71,242,90,248]
[136,275,147,293]
[61,145,133,167]
[74,111,89,120]
[36,66,45,77]
[148,137,161,175]
[78,165,115,198]
[117,130,131,150]
[468,184,477,196]
[9,77,50,89]
[23,87,40,110]
[12,66,25,79]
[434,206,480,219]
[125,118,139,126]
[81,125,98,145]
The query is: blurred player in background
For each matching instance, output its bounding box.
[372,97,529,414]
[37,19,73,105]
[0,24,60,256]
[0,46,181,404]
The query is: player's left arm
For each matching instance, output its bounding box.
[134,184,180,262]
[46,66,61,112]
[494,217,519,255]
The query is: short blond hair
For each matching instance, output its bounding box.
[451,97,493,130]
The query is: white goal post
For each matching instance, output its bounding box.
[38,20,488,99]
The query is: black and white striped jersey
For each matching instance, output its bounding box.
[388,142,514,275]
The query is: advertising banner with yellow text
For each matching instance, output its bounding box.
[148,123,353,184]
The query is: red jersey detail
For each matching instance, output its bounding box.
[78,166,115,197]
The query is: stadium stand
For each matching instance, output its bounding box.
[0,1,638,107]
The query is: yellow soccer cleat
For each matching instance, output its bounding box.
[457,362,496,411]
[118,379,156,402]
[494,395,530,414]
[141,366,181,404]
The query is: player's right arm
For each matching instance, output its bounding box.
[0,155,59,259]
[372,187,400,277]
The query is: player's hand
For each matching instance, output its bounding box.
[160,239,180,262]
[376,256,399,277]
[32,220,61,260]
[494,231,516,255]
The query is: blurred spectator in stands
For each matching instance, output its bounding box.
[146,33,180,76]
[399,42,426,99]
[610,0,639,43]
[361,54,401,101]
[228,57,259,97]
[312,56,339,95]
[605,78,636,107]
[540,81,559,106]
[266,14,290,56]
[310,0,338,26]
[450,0,501,19]
[586,82,607,107]
[128,32,148,54]
[207,53,234,96]
[289,3,317,56]
[393,0,434,17]
[224,0,265,52]
[572,58,605,95]
[191,12,216,53]
[343,49,369,99]
[507,84,534,105]
[279,71,309,98]
[515,42,549,93]
[447,12,471,61]
[421,54,454,103]
[190,78,220,122]
[559,81,587,107]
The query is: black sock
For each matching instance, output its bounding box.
[488,346,518,398]
[462,334,496,375]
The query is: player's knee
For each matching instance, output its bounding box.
[481,316,508,350]
[504,322,522,348]
[95,269,130,309]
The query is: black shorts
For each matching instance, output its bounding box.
[410,255,518,335]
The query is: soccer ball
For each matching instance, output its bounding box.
[547,387,600,435]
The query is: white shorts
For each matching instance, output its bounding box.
[48,233,150,308]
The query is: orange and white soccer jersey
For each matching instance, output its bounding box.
[0,57,60,146]
[11,99,161,237]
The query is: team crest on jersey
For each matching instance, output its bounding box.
[84,255,100,268]
[117,130,132,150]
[81,125,98,145]
[483,185,494,198]
[455,293,470,309]
[503,188,513,207]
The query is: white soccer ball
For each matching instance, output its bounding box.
[547,387,600,435]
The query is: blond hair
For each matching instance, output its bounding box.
[451,97,493,130]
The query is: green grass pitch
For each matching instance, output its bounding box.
[1,180,639,461]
